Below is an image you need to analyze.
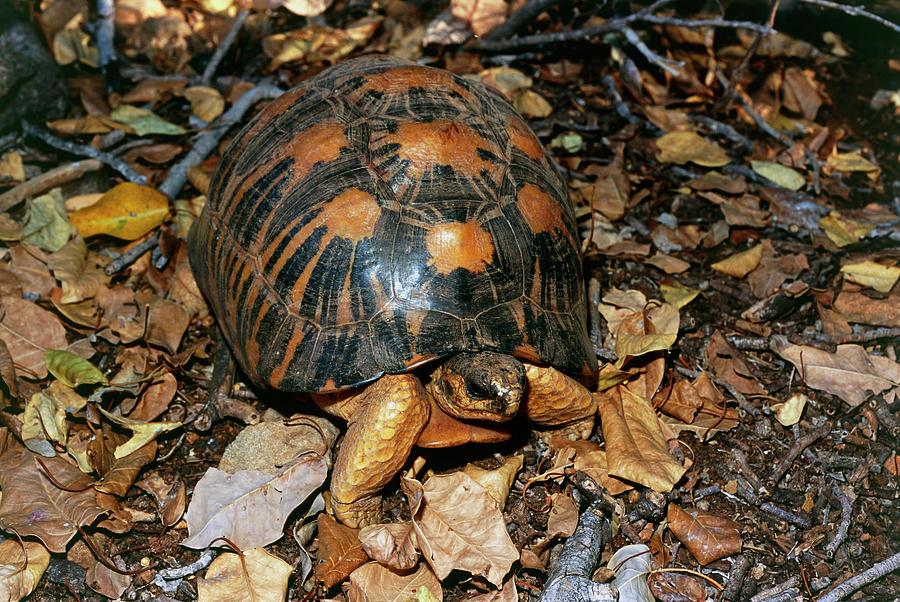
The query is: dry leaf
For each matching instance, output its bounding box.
[0,540,51,601]
[110,105,186,136]
[0,151,25,185]
[197,547,291,602]
[772,393,808,426]
[711,243,764,278]
[0,433,105,552]
[667,504,742,565]
[834,286,900,327]
[47,236,106,303]
[462,455,523,508]
[609,544,654,600]
[358,521,420,570]
[771,336,900,406]
[97,407,180,458]
[825,150,880,174]
[403,472,517,586]
[451,0,506,36]
[347,562,443,602]
[840,260,900,293]
[705,331,766,396]
[750,161,805,190]
[659,278,700,310]
[0,296,68,380]
[819,211,874,247]
[182,455,328,550]
[655,131,730,167]
[181,86,225,122]
[597,386,686,492]
[546,438,632,495]
[645,253,691,274]
[315,513,368,588]
[69,183,169,240]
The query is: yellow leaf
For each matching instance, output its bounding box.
[772,393,807,426]
[840,260,900,293]
[0,151,25,184]
[710,243,763,278]
[826,150,880,173]
[656,131,730,167]
[819,211,874,247]
[97,407,181,458]
[182,86,225,123]
[660,278,700,310]
[750,160,805,190]
[514,89,552,118]
[69,183,169,240]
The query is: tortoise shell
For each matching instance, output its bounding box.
[188,56,597,393]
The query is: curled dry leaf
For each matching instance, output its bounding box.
[0,540,51,601]
[44,349,107,388]
[772,392,808,426]
[647,570,706,602]
[46,236,106,303]
[358,521,420,571]
[462,455,523,508]
[136,472,186,527]
[547,437,632,495]
[819,211,874,247]
[23,190,72,253]
[181,86,225,122]
[315,513,368,589]
[597,385,687,492]
[197,547,291,602]
[705,331,766,396]
[711,243,764,278]
[608,544,654,601]
[182,454,328,550]
[771,336,900,406]
[402,472,517,587]
[667,504,742,565]
[96,407,180,459]
[840,260,900,293]
[347,561,442,602]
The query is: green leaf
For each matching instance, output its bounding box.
[23,189,73,252]
[111,105,186,136]
[45,350,107,388]
[750,160,805,190]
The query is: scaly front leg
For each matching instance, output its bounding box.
[523,363,596,440]
[320,373,430,528]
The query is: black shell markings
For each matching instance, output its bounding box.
[188,56,597,393]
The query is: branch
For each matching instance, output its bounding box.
[201,10,249,85]
[797,0,900,33]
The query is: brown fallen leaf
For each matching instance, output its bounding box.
[0,295,68,380]
[546,438,632,495]
[135,472,186,527]
[96,440,158,497]
[655,131,730,167]
[462,455,523,509]
[358,521,419,571]
[451,0,506,36]
[46,236,106,304]
[833,285,900,327]
[647,569,706,602]
[0,431,105,553]
[711,243,763,278]
[197,547,291,601]
[347,561,442,602]
[0,540,50,601]
[597,385,686,492]
[667,504,742,565]
[8,244,55,298]
[705,331,766,396]
[182,454,328,550]
[747,240,808,298]
[771,336,900,406]
[316,513,368,589]
[402,472,517,587]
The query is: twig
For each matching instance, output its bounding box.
[469,0,772,52]
[104,235,160,275]
[823,482,852,558]
[201,10,249,85]
[769,423,831,485]
[797,0,900,33]
[602,75,639,124]
[715,0,780,112]
[622,26,683,76]
[688,114,754,153]
[722,553,754,601]
[484,0,563,41]
[96,0,116,73]
[21,121,146,185]
[538,500,616,601]
[750,576,799,602]
[721,79,795,148]
[760,502,811,528]
[804,328,900,345]
[0,159,104,212]
[158,82,283,201]
[816,550,900,602]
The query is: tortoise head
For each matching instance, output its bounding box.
[427,352,526,422]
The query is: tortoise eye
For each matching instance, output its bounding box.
[465,376,491,400]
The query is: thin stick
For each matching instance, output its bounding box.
[768,423,831,484]
[0,159,103,212]
[158,82,283,201]
[96,0,116,73]
[816,550,900,602]
[484,0,563,41]
[21,122,146,185]
[201,10,249,85]
[797,0,900,33]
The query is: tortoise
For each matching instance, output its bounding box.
[188,55,599,528]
